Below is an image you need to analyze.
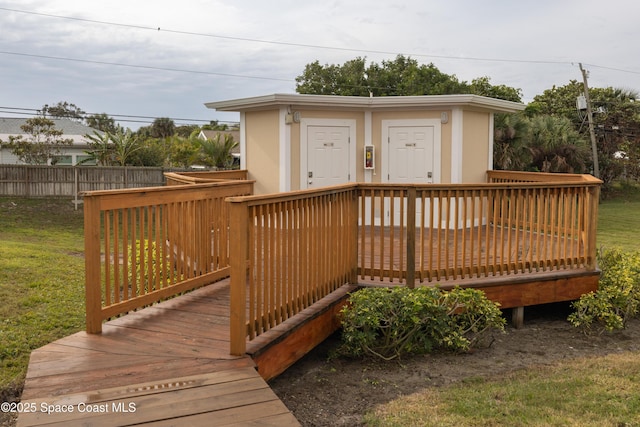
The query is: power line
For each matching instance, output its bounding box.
[0,5,615,69]
[0,50,293,82]
[2,5,639,96]
[0,106,239,126]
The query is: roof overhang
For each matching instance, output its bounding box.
[205,93,525,114]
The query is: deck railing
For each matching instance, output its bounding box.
[227,172,601,354]
[84,179,254,333]
[164,170,248,185]
[357,182,599,284]
[227,184,359,355]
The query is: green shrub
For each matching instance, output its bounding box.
[339,286,506,360]
[569,248,640,333]
[126,239,183,291]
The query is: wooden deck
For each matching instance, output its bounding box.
[18,280,300,427]
[19,221,598,425]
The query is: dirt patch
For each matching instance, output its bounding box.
[269,302,640,426]
[0,382,22,427]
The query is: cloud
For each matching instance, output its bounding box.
[1,0,639,128]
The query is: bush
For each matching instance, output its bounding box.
[569,248,640,333]
[127,239,183,290]
[339,286,506,360]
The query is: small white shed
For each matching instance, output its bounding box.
[206,93,525,195]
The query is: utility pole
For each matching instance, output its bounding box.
[579,63,600,178]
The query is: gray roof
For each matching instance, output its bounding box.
[0,117,99,135]
[199,130,241,154]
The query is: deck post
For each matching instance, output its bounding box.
[228,199,248,355]
[349,188,359,284]
[512,306,524,329]
[84,194,103,334]
[585,185,600,271]
[406,187,416,289]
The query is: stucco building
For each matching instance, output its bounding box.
[206,93,525,195]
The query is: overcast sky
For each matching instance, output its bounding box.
[1,1,639,129]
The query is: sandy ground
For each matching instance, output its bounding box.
[269,302,640,426]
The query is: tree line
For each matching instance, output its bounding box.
[298,55,640,187]
[0,102,239,170]
[3,55,639,187]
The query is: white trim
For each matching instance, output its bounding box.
[279,107,290,192]
[381,119,442,184]
[488,113,495,171]
[300,118,356,190]
[450,107,464,183]
[206,93,525,114]
[364,111,373,183]
[239,112,247,170]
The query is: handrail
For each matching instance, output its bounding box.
[83,180,254,333]
[227,184,358,355]
[164,170,248,185]
[487,170,602,184]
[357,181,600,286]
[227,174,601,355]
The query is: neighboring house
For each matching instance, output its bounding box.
[205,93,525,195]
[0,117,99,165]
[197,129,241,166]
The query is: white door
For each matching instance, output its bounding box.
[387,126,435,225]
[306,126,350,189]
[388,126,434,184]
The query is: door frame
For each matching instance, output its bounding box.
[381,119,442,184]
[300,118,356,190]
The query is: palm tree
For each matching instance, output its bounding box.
[83,131,114,165]
[526,115,590,173]
[110,129,144,166]
[493,113,531,171]
[199,133,238,169]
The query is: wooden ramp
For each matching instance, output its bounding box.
[18,280,300,427]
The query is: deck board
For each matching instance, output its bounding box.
[18,280,300,426]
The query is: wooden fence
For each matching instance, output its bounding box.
[227,173,601,354]
[84,179,254,333]
[0,165,179,198]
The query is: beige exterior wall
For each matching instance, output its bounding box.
[462,111,491,183]
[245,109,280,195]
[243,106,494,194]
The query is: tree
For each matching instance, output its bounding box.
[527,81,640,184]
[493,113,532,171]
[86,113,119,133]
[526,115,590,173]
[2,116,73,164]
[83,131,114,165]
[174,125,200,138]
[296,55,522,102]
[150,117,176,139]
[127,139,166,167]
[41,101,85,122]
[167,135,201,168]
[469,77,522,103]
[202,120,231,131]
[108,129,144,166]
[199,133,238,169]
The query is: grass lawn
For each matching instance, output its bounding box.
[0,198,85,396]
[365,352,640,427]
[365,183,640,426]
[0,183,639,424]
[597,182,640,252]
